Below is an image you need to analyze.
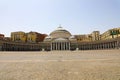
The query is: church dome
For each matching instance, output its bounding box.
[69,35,77,41]
[69,35,75,39]
[44,36,52,42]
[50,26,71,39]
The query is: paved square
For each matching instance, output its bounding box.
[0,50,120,80]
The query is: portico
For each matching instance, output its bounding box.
[51,42,70,50]
[51,38,70,50]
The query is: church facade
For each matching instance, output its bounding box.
[0,26,120,51]
[44,27,77,51]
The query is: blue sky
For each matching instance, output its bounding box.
[0,0,120,37]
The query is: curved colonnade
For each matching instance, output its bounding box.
[0,37,120,51]
[78,39,120,50]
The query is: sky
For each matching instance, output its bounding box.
[0,0,120,37]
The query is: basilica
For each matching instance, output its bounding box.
[44,27,76,50]
[0,26,120,51]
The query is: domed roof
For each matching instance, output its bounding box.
[69,35,77,41]
[44,36,52,42]
[69,35,75,39]
[45,36,52,39]
[50,26,71,39]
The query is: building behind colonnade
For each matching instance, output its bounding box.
[0,26,120,51]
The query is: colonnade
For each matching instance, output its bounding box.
[1,42,40,51]
[0,38,120,51]
[51,42,70,50]
[78,41,119,50]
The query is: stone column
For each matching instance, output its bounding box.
[69,42,70,50]
[60,42,61,50]
[58,42,60,50]
[108,43,110,49]
[53,43,54,50]
[52,43,54,50]
[62,42,64,50]
[104,43,106,49]
[55,43,57,50]
[64,42,65,50]
[115,41,117,48]
[65,42,67,50]
[58,42,59,50]
[53,43,55,50]
[113,42,115,48]
[61,42,62,50]
[110,43,111,48]
[51,43,52,51]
